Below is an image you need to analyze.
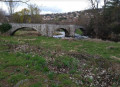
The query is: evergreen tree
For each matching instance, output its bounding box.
[104,0,120,23]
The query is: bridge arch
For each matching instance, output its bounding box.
[54,28,69,37]
[75,26,86,35]
[10,27,39,36]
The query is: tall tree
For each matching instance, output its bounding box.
[89,0,100,9]
[88,0,102,38]
[0,9,6,22]
[104,0,120,22]
[12,5,42,23]
[86,0,120,41]
[0,0,30,15]
[13,8,30,23]
[6,0,18,15]
[0,0,29,3]
[28,4,42,23]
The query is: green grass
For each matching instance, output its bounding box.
[8,74,26,85]
[75,29,83,35]
[29,82,42,87]
[53,56,79,71]
[0,35,120,87]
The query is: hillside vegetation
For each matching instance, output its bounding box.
[0,35,120,87]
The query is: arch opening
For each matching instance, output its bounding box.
[75,27,88,39]
[53,28,69,38]
[11,27,40,36]
[75,28,86,36]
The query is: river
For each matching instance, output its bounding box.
[53,32,88,39]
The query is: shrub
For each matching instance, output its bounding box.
[0,23,12,33]
[106,22,120,41]
[109,22,120,34]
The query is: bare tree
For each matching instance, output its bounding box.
[88,0,102,38]
[0,9,6,22]
[28,4,42,23]
[103,0,109,9]
[6,0,18,15]
[0,0,30,22]
[89,0,101,9]
[0,0,29,4]
[0,0,30,15]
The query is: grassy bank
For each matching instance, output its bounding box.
[0,35,120,87]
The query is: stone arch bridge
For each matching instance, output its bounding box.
[0,23,85,37]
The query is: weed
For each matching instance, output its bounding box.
[0,36,120,87]
[0,72,9,80]
[54,56,79,71]
[15,68,21,72]
[50,83,61,87]
[56,74,74,86]
[29,82,42,87]
[48,72,55,80]
[8,74,26,85]
[24,70,29,75]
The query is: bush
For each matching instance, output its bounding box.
[0,23,12,33]
[109,22,120,34]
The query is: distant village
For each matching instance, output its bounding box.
[41,10,94,25]
[42,11,80,22]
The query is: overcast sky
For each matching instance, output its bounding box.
[0,0,104,14]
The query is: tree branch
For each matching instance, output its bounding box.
[0,0,30,5]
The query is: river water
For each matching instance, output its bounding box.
[53,32,65,38]
[53,32,88,39]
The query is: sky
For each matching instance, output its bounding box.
[0,0,104,14]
